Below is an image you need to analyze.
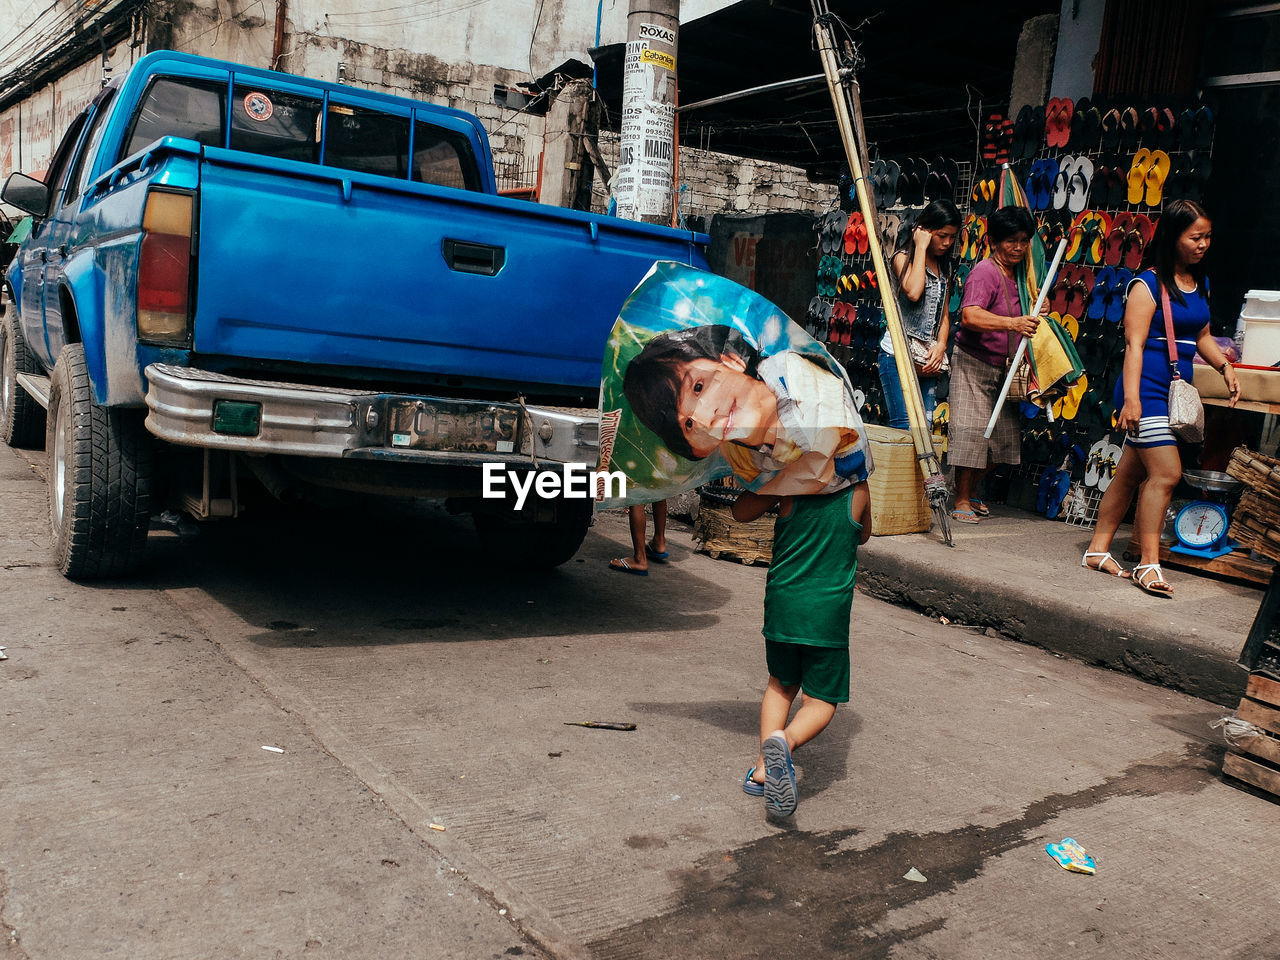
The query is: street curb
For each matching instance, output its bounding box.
[859,549,1248,708]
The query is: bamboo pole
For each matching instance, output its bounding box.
[810,2,952,545]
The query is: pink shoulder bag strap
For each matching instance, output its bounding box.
[1159,277,1180,379]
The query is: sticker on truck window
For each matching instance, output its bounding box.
[243,92,274,122]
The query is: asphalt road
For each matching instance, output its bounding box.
[3,442,1279,960]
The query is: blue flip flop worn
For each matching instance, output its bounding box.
[762,733,797,816]
[645,543,669,562]
[609,558,648,576]
[742,767,764,797]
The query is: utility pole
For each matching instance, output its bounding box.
[612,0,678,224]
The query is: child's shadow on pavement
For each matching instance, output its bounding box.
[631,698,861,804]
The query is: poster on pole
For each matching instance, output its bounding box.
[613,27,676,221]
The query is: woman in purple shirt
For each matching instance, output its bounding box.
[949,206,1042,522]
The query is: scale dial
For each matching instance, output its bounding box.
[1174,501,1230,548]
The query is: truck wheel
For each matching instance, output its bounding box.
[1,310,46,449]
[473,497,592,569]
[46,343,154,579]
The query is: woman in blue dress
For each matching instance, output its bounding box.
[1083,200,1241,596]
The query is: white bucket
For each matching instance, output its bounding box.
[1243,290,1280,320]
[1238,291,1280,365]
[1241,314,1280,366]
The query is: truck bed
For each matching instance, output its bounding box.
[193,147,705,394]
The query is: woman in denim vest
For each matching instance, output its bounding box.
[877,199,961,431]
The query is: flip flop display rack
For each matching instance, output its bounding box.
[989,96,1216,521]
[806,93,1217,525]
[805,155,968,436]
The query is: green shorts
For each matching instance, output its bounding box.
[765,640,849,704]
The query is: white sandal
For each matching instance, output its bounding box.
[1082,551,1130,578]
[1132,563,1173,597]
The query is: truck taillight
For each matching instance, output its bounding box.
[137,191,193,343]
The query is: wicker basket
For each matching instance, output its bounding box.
[692,481,774,565]
[1227,447,1280,562]
[865,425,932,536]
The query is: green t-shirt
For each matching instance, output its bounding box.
[763,487,861,648]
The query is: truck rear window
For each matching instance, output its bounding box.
[123,78,226,158]
[118,74,479,191]
[412,121,479,191]
[324,104,409,179]
[231,85,322,164]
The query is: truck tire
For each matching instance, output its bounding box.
[46,343,154,579]
[473,496,592,569]
[1,309,47,449]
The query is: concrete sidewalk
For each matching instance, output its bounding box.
[856,506,1268,708]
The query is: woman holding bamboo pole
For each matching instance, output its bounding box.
[948,206,1042,523]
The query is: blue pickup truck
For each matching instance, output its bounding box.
[1,50,708,578]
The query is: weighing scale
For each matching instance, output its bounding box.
[1171,469,1243,560]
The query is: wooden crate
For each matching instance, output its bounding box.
[1222,673,1280,798]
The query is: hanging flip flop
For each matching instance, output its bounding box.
[1084,439,1108,486]
[1157,107,1177,151]
[1064,210,1090,263]
[1068,157,1093,215]
[1193,104,1215,150]
[1090,158,1113,209]
[1143,150,1171,206]
[1119,106,1141,152]
[1037,157,1059,211]
[1102,211,1132,267]
[1086,266,1113,322]
[843,211,861,256]
[885,159,901,206]
[1100,108,1122,152]
[1126,148,1153,205]
[1107,269,1133,323]
[1052,156,1075,210]
[932,401,949,436]
[1059,312,1079,341]
[1024,159,1042,211]
[1085,209,1110,266]
[870,158,887,209]
[1098,442,1123,492]
[1057,372,1088,421]
[1126,215,1155,271]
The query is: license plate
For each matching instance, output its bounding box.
[385,399,521,454]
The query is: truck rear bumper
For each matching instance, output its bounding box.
[143,363,599,467]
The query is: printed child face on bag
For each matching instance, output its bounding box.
[597,261,873,507]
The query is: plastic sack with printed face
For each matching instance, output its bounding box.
[596,261,872,508]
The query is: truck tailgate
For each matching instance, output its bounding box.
[192,151,705,391]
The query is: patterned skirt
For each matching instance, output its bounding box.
[947,347,1022,469]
